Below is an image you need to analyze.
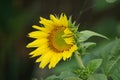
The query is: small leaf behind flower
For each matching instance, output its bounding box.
[83,42,96,49]
[77,30,109,42]
[86,59,103,73]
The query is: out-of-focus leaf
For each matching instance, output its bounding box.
[52,58,78,74]
[85,39,120,80]
[100,39,120,80]
[63,77,82,80]
[59,71,76,79]
[93,0,120,12]
[93,18,117,38]
[45,71,78,80]
[106,0,117,3]
[86,59,103,73]
[83,42,96,49]
[87,74,107,80]
[45,75,59,80]
[116,23,120,35]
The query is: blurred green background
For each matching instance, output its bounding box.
[0,0,120,80]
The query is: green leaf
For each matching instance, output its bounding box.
[86,59,103,73]
[45,71,77,80]
[74,67,92,80]
[87,74,107,80]
[77,42,96,55]
[59,71,76,79]
[100,39,120,80]
[63,77,82,80]
[77,30,108,42]
[85,39,120,80]
[45,75,59,80]
[83,42,96,49]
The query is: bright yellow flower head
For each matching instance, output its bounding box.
[26,13,78,69]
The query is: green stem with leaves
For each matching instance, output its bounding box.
[75,51,85,69]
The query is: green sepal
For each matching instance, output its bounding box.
[68,16,79,33]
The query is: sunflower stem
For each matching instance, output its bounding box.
[75,51,85,69]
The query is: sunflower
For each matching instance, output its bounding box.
[26,13,78,69]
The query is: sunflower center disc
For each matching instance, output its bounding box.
[48,26,72,52]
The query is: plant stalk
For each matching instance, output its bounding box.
[75,51,85,68]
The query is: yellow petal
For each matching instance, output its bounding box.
[29,44,48,56]
[49,53,62,69]
[32,25,43,30]
[40,17,53,30]
[60,13,68,27]
[64,28,73,34]
[26,38,48,48]
[65,51,73,59]
[50,14,59,22]
[64,37,74,44]
[50,14,61,26]
[62,51,70,61]
[36,49,51,62]
[69,45,78,53]
[63,45,77,59]
[32,25,49,32]
[63,28,74,44]
[40,17,53,25]
[38,50,54,68]
[62,45,77,60]
[28,31,48,38]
